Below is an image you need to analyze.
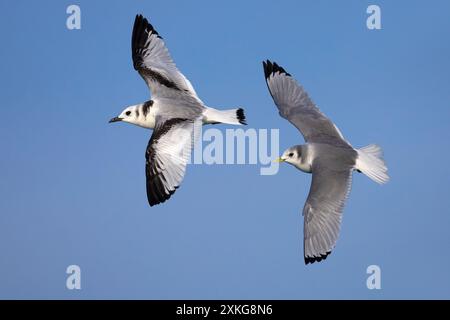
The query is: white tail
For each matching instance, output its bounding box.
[355,144,389,184]
[203,107,246,125]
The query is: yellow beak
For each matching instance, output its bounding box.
[274,157,285,163]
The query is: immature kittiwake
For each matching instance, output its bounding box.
[110,15,246,206]
[262,60,389,264]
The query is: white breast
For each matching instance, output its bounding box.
[145,109,157,129]
[135,102,158,129]
[295,144,314,173]
[295,161,312,173]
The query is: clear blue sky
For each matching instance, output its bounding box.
[0,0,449,299]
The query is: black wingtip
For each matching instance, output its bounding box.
[262,59,291,80]
[237,108,247,125]
[132,14,164,70]
[148,186,178,207]
[304,251,332,265]
[262,60,269,79]
[134,13,162,40]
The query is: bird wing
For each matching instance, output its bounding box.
[145,117,202,206]
[132,14,202,102]
[263,60,348,145]
[302,160,353,264]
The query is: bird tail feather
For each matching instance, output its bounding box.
[203,107,246,125]
[355,144,389,184]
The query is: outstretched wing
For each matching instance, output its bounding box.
[263,60,348,146]
[132,14,201,102]
[303,161,353,264]
[145,117,201,206]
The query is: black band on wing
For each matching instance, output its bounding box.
[262,60,291,80]
[145,118,189,207]
[139,68,181,90]
[132,14,182,91]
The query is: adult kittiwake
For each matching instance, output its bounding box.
[110,15,246,206]
[262,60,389,264]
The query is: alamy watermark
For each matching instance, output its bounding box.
[66,264,81,290]
[366,264,381,290]
[66,5,81,30]
[67,4,381,31]
[367,5,382,30]
[189,127,280,176]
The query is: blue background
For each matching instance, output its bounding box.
[0,0,449,299]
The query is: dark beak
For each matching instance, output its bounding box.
[109,117,123,123]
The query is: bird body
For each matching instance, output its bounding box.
[282,143,356,174]
[115,100,245,130]
[110,15,246,206]
[263,60,389,264]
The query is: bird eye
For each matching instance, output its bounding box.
[288,152,294,157]
[125,111,131,116]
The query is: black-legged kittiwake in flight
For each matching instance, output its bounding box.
[262,60,389,264]
[110,15,246,207]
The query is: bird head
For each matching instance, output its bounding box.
[275,146,302,166]
[109,105,137,124]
